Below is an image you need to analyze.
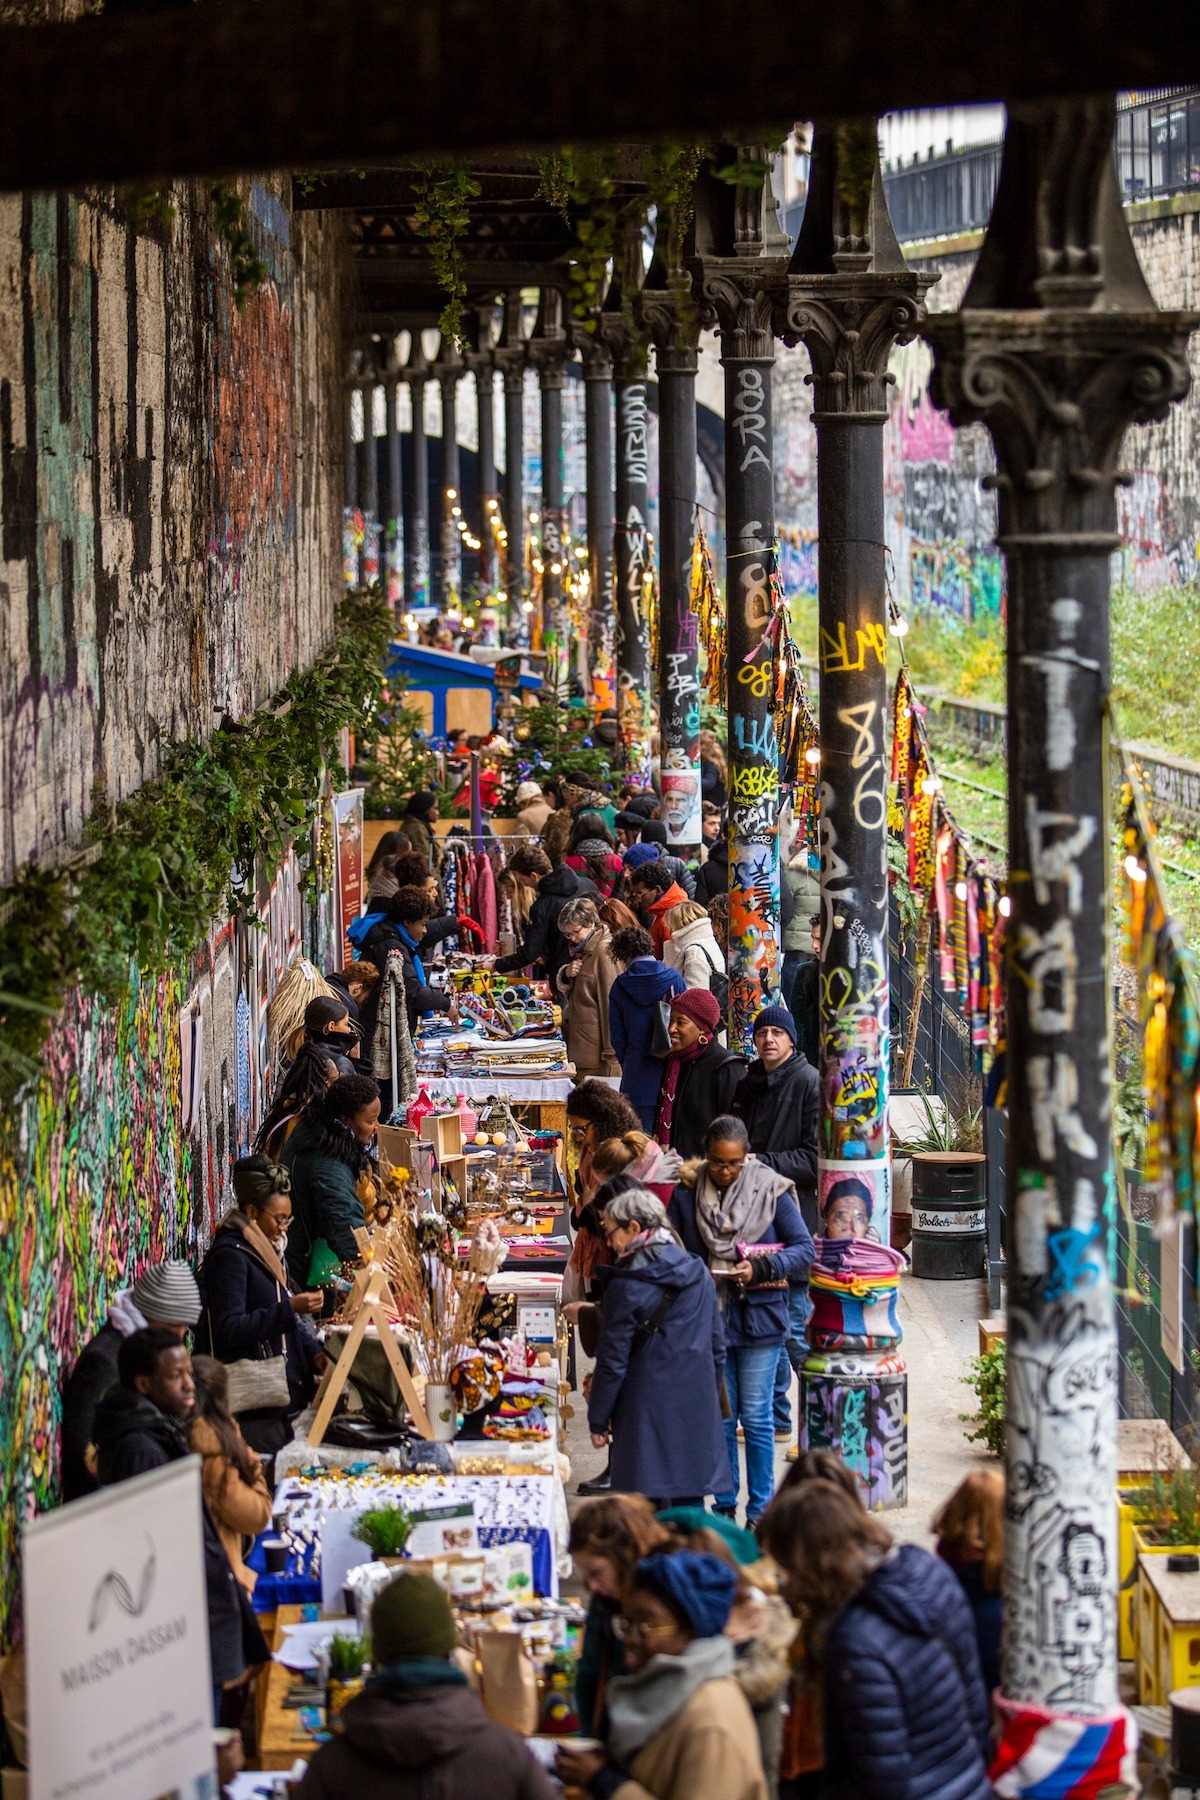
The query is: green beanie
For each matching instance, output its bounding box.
[370,1573,458,1664]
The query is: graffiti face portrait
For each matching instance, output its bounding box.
[823,1178,872,1241]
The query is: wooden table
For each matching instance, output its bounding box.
[257,1604,336,1772]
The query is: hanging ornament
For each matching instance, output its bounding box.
[690,513,725,709]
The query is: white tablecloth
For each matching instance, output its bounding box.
[417,1075,574,1102]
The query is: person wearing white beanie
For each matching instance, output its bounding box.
[515,781,554,840]
[61,1258,201,1501]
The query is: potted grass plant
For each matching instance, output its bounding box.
[351,1506,414,1563]
[326,1631,369,1725]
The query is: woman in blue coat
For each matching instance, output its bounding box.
[668,1115,813,1529]
[763,1481,992,1800]
[607,925,686,1130]
[587,1188,732,1507]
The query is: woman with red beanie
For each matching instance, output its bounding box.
[656,990,746,1160]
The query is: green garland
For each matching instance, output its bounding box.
[411,162,483,350]
[0,593,391,1112]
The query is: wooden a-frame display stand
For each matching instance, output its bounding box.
[307,1262,433,1447]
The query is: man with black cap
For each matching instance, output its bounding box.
[297,1573,557,1799]
[61,1259,202,1500]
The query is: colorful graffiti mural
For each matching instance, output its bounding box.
[0,970,193,1629]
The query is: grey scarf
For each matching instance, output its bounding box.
[694,1159,794,1265]
[607,1636,735,1763]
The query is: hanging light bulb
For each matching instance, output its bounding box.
[889,615,910,637]
[998,894,1012,918]
[920,774,942,796]
[497,590,507,602]
[1124,854,1147,883]
[805,747,821,766]
[463,615,475,628]
[550,561,562,575]
[954,880,968,901]
[446,488,457,501]
[522,600,534,613]
[530,510,540,524]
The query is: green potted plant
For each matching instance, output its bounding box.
[960,1339,1005,1459]
[326,1631,368,1726]
[351,1506,414,1563]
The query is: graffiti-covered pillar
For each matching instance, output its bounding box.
[530,289,570,668]
[361,367,379,588]
[343,355,361,587]
[494,291,527,619]
[784,121,931,1251]
[926,98,1197,1780]
[599,230,652,786]
[403,340,431,611]
[436,343,463,611]
[468,343,497,595]
[697,150,789,1049]
[644,288,702,852]
[579,331,614,707]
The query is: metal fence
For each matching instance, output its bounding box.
[882,89,1200,244]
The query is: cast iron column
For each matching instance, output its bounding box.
[530,288,570,670]
[697,150,789,1050]
[383,358,403,607]
[925,97,1197,1759]
[494,291,527,624]
[612,369,652,787]
[644,291,702,852]
[404,343,431,611]
[578,332,615,707]
[436,344,463,611]
[473,355,497,594]
[360,366,379,586]
[343,357,360,585]
[783,121,931,1253]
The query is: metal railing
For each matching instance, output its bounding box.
[882,90,1200,245]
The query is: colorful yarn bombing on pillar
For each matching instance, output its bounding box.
[689,513,725,709]
[989,1695,1137,1800]
[1118,746,1200,1209]
[807,1237,905,1353]
[888,658,1005,1073]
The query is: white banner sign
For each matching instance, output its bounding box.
[25,1457,214,1800]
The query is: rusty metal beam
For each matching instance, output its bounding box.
[0,0,1197,192]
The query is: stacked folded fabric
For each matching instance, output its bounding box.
[808,1237,907,1353]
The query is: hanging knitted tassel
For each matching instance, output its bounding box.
[644,558,660,677]
[690,513,725,709]
[934,819,957,993]
[953,836,971,1008]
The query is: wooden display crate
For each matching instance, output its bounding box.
[1137,1553,1200,1705]
[421,1110,464,1161]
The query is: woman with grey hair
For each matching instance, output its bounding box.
[556,895,620,1078]
[587,1187,731,1508]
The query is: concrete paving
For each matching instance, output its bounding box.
[562,1270,998,1541]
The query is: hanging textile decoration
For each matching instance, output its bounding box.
[689,512,725,709]
[643,557,660,681]
[764,555,820,836]
[1118,754,1200,1211]
[887,653,1006,1075]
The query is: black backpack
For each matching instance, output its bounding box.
[698,944,730,1016]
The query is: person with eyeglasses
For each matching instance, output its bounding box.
[556,1550,767,1800]
[586,1189,731,1512]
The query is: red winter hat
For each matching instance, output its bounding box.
[670,988,721,1035]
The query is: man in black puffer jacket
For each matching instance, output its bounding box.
[732,1005,819,1230]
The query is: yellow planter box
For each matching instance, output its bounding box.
[1118,1484,1156,1659]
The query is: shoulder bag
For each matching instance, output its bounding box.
[210,1280,293,1415]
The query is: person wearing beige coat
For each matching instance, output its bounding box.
[190,1358,273,1594]
[558,1551,767,1800]
[556,900,621,1078]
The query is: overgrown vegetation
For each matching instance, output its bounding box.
[1133,1465,1200,1546]
[0,593,390,1111]
[410,162,483,349]
[960,1340,1006,1458]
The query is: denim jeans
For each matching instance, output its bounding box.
[773,1283,814,1431]
[717,1341,781,1521]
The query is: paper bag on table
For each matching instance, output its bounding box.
[478,1629,539,1735]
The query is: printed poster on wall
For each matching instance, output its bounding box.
[331,787,365,963]
[24,1457,213,1800]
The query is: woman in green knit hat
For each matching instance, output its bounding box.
[297,1574,557,1800]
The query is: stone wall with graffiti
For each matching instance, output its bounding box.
[772,202,1200,606]
[0,179,343,884]
[0,175,342,1632]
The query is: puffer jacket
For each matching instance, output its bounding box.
[820,1544,991,1800]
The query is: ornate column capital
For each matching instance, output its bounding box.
[924,310,1197,545]
[528,286,572,390]
[571,320,613,382]
[781,272,931,418]
[641,283,700,375]
[493,290,528,395]
[693,259,783,362]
